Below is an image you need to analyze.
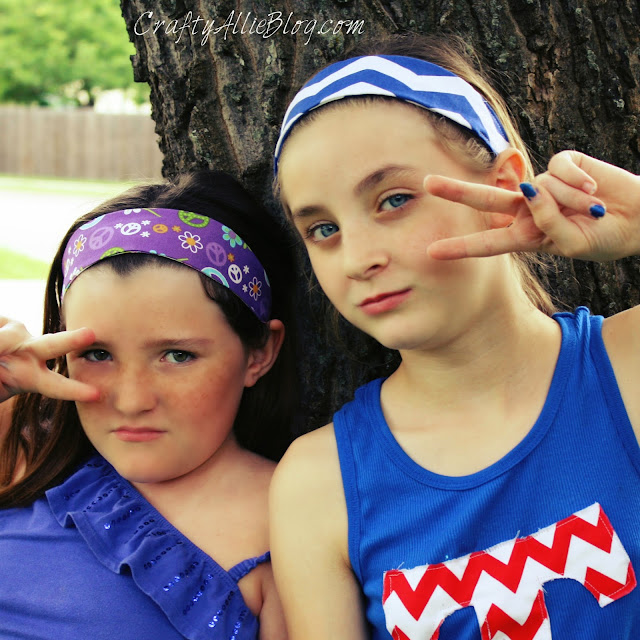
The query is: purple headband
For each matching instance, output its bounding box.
[62,208,272,323]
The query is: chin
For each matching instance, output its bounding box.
[111,461,177,486]
[366,318,430,349]
[371,329,424,351]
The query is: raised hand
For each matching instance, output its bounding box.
[425,150,640,262]
[0,318,99,404]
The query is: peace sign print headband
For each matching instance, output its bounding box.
[274,55,510,174]
[62,208,272,323]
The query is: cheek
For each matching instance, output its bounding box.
[174,368,246,422]
[67,360,104,386]
[175,389,242,447]
[405,227,474,283]
[307,252,342,294]
[74,402,104,440]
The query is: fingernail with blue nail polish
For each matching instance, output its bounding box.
[520,183,538,200]
[589,204,606,218]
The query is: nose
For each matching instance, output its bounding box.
[108,364,157,416]
[342,222,390,281]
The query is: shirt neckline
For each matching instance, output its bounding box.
[365,314,576,490]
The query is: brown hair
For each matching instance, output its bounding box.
[276,32,556,316]
[0,170,299,508]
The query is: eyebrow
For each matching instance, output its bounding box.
[289,164,417,221]
[84,338,215,350]
[143,338,214,350]
[354,165,416,196]
[290,204,325,221]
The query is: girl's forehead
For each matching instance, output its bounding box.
[66,259,197,290]
[282,100,435,159]
[293,98,425,134]
[278,101,439,189]
[62,262,214,320]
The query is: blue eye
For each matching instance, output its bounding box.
[381,193,412,210]
[82,349,111,362]
[164,350,195,364]
[308,222,339,242]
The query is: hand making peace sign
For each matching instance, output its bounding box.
[425,150,640,263]
[0,318,99,404]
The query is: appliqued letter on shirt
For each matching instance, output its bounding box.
[382,503,636,639]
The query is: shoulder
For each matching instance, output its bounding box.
[270,423,346,549]
[601,305,640,356]
[0,494,50,529]
[602,306,640,435]
[272,424,342,503]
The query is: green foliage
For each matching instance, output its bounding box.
[0,0,145,106]
[0,248,48,279]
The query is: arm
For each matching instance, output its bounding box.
[601,307,640,440]
[269,425,368,640]
[258,564,288,640]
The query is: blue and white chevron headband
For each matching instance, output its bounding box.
[274,55,510,174]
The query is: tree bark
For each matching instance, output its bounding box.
[121,0,640,430]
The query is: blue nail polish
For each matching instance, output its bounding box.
[520,182,537,200]
[589,204,606,218]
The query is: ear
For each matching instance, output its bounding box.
[243,319,286,388]
[490,148,527,192]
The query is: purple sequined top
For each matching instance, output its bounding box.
[0,456,268,639]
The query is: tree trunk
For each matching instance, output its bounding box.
[121,0,640,430]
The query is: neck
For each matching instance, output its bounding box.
[388,300,560,409]
[131,435,249,512]
[380,291,563,476]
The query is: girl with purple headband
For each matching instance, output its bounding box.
[269,33,640,639]
[0,170,297,639]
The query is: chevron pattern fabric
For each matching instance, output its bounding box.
[382,503,637,640]
[274,55,511,173]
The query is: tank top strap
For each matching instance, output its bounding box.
[227,551,271,582]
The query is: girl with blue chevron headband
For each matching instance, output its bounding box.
[270,33,639,640]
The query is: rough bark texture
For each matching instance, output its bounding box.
[121,0,640,432]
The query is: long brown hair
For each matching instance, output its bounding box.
[277,32,556,316]
[0,170,298,508]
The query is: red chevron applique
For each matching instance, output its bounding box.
[382,503,636,639]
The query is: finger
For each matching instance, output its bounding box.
[547,150,598,194]
[34,370,100,402]
[427,226,526,260]
[424,175,522,214]
[0,319,33,355]
[488,212,517,229]
[28,328,96,362]
[534,175,606,218]
[519,182,585,253]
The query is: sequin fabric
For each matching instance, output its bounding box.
[0,455,267,639]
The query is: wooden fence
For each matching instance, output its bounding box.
[0,106,163,181]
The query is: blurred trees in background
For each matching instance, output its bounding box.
[0,0,146,106]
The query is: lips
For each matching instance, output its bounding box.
[359,289,411,315]
[113,427,165,442]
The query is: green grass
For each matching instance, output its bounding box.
[0,247,49,279]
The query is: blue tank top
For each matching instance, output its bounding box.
[333,308,640,639]
[0,456,268,639]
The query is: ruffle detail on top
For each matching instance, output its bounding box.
[47,456,264,640]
